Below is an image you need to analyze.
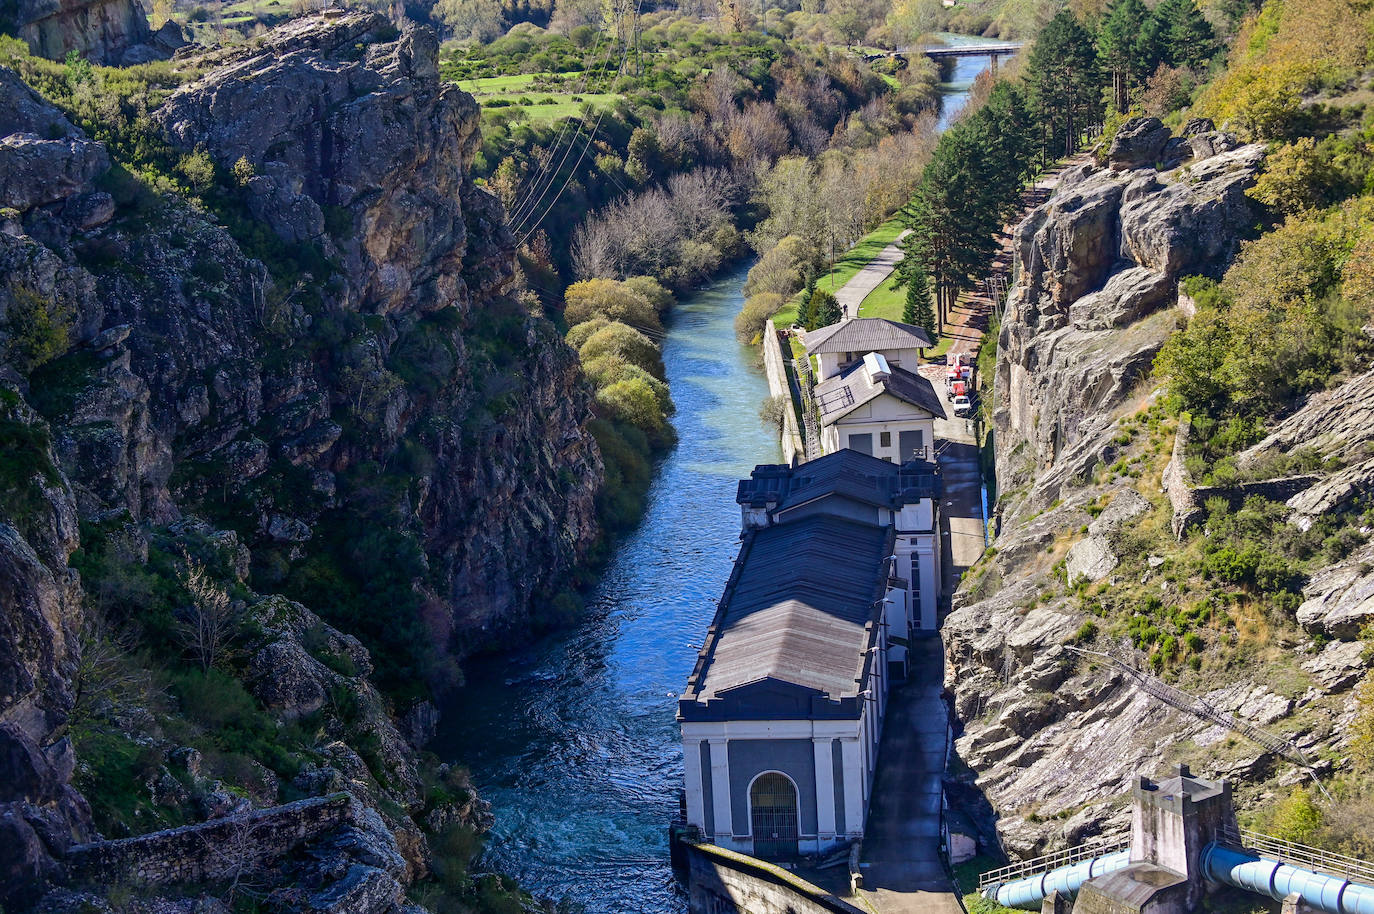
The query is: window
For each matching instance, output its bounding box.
[880,431,892,448]
[899,430,924,460]
[848,433,873,455]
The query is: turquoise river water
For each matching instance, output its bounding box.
[432,46,1000,912]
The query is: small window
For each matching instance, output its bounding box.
[880,431,892,448]
[882,456,893,462]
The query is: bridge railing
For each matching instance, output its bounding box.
[976,836,1130,891]
[1217,825,1374,885]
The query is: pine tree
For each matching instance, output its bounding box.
[808,288,842,330]
[1163,0,1218,70]
[1099,0,1151,112]
[1026,10,1105,159]
[901,271,937,353]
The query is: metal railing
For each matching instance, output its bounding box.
[794,357,823,459]
[977,836,1130,890]
[1217,825,1374,885]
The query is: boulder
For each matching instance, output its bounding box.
[1066,535,1117,583]
[1069,267,1174,331]
[1296,542,1374,639]
[1108,117,1172,170]
[1301,640,1367,692]
[11,0,151,63]
[1118,144,1265,276]
[1188,131,1239,161]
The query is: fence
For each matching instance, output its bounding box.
[977,837,1131,891]
[1217,826,1374,885]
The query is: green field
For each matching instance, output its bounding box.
[456,71,622,124]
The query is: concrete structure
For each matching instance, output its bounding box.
[814,354,944,463]
[803,318,934,382]
[684,841,867,914]
[679,451,942,859]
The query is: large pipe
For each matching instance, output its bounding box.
[986,850,1132,910]
[1204,844,1374,914]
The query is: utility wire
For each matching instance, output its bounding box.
[506,27,625,231]
[512,0,641,244]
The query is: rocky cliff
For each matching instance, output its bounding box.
[945,119,1372,858]
[1,11,601,910]
[4,0,185,65]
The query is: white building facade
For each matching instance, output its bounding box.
[678,451,942,858]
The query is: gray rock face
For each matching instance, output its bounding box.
[0,13,601,908]
[157,17,484,317]
[1068,267,1173,331]
[953,134,1290,859]
[1108,117,1172,171]
[1297,542,1374,639]
[995,142,1264,509]
[9,0,151,63]
[1118,145,1265,277]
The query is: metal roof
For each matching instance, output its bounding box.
[679,515,893,721]
[737,449,940,511]
[814,358,947,424]
[802,318,935,355]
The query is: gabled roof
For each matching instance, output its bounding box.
[737,449,940,511]
[802,317,935,355]
[679,515,892,720]
[814,359,946,425]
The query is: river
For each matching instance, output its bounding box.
[433,48,1000,913]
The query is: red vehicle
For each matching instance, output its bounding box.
[948,379,967,400]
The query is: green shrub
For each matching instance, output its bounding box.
[3,286,72,374]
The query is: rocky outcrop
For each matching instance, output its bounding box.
[1107,117,1172,171]
[0,12,598,909]
[942,128,1373,860]
[994,139,1264,515]
[1297,542,1374,639]
[7,0,151,64]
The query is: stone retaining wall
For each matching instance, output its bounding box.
[763,319,804,465]
[686,842,865,914]
[1162,415,1320,538]
[65,793,354,886]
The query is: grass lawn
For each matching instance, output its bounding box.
[771,215,907,330]
[457,72,621,124]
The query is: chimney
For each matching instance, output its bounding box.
[863,352,890,382]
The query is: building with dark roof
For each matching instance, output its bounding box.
[678,450,941,859]
[802,317,934,382]
[813,352,945,462]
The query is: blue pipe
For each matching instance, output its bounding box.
[1204,844,1374,914]
[987,850,1132,909]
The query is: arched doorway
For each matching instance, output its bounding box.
[749,772,799,859]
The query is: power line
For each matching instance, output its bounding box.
[512,0,641,244]
[506,26,626,231]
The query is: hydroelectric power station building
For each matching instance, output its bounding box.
[677,450,941,858]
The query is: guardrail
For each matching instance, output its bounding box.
[1217,826,1374,885]
[977,837,1130,891]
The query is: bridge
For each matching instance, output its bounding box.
[863,43,1023,64]
[917,42,1022,58]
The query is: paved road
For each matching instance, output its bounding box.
[857,638,963,914]
[835,230,911,319]
[920,365,987,598]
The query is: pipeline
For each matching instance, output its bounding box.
[1204,844,1374,914]
[984,849,1132,910]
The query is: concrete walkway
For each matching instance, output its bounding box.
[857,638,962,914]
[835,230,911,319]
